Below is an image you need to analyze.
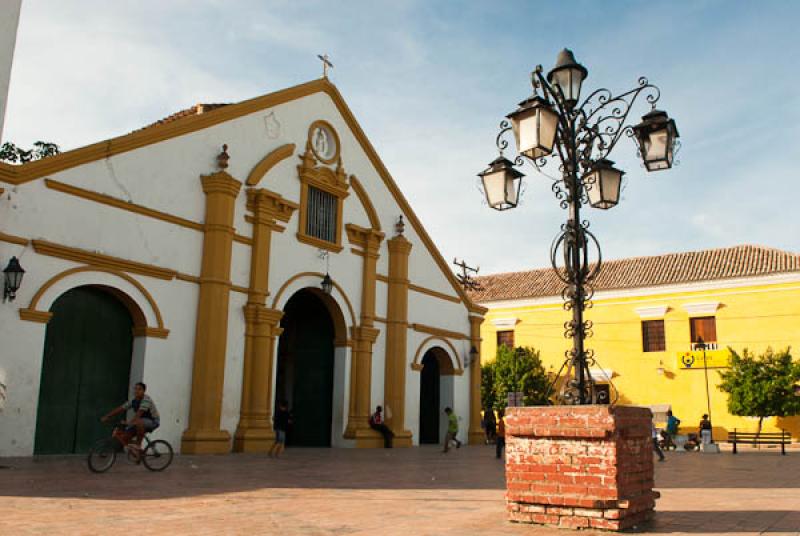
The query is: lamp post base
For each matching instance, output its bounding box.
[504,406,658,531]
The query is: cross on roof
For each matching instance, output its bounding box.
[317,54,333,78]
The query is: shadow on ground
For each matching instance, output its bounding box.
[650,511,800,533]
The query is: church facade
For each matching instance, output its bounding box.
[0,79,486,456]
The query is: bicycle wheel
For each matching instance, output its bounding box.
[87,439,118,473]
[142,440,174,471]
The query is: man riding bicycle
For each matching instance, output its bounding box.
[101,382,160,453]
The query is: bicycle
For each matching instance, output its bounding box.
[87,421,174,473]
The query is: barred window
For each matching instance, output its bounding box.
[641,319,666,352]
[305,186,337,243]
[497,330,514,349]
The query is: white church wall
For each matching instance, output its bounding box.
[220,290,247,438]
[0,0,21,142]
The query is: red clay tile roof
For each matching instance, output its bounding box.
[468,245,800,303]
[136,103,230,131]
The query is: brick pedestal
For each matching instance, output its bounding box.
[504,406,658,531]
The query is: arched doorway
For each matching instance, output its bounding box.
[34,286,134,454]
[275,288,341,447]
[419,347,455,444]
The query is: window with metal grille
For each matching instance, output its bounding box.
[497,330,514,349]
[305,186,337,243]
[641,319,666,352]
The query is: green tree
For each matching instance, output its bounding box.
[718,347,800,435]
[490,345,550,410]
[481,361,496,412]
[0,141,60,164]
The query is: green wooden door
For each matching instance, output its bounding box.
[277,290,334,447]
[34,286,133,454]
[419,351,441,444]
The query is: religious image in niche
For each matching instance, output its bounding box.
[312,125,336,162]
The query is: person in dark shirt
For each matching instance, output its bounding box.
[369,406,394,448]
[269,400,292,458]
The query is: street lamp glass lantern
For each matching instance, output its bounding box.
[547,49,588,106]
[632,110,679,172]
[584,159,623,210]
[478,156,524,211]
[506,96,559,160]
[3,256,25,302]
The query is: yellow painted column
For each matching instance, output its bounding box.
[468,314,485,444]
[384,232,413,446]
[344,225,385,447]
[181,149,242,455]
[234,188,297,452]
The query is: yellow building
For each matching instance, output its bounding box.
[471,245,800,440]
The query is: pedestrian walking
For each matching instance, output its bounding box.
[442,407,461,453]
[652,422,665,462]
[369,405,394,448]
[663,409,680,449]
[699,414,712,445]
[483,407,496,444]
[269,400,292,458]
[495,408,506,459]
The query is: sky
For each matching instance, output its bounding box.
[4,0,800,275]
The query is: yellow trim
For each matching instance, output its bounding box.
[411,335,463,374]
[270,271,357,328]
[246,144,296,187]
[409,283,461,304]
[20,265,168,336]
[410,323,469,341]
[132,326,170,339]
[44,179,253,246]
[0,231,29,246]
[182,168,241,454]
[0,77,482,313]
[45,179,203,230]
[18,309,53,323]
[376,274,460,304]
[307,120,341,165]
[348,175,381,231]
[296,232,344,253]
[32,239,177,280]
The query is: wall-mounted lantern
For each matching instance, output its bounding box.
[3,256,24,303]
[320,273,333,295]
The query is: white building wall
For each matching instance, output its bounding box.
[0,0,21,142]
[0,86,478,456]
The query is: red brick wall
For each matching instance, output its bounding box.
[504,406,658,531]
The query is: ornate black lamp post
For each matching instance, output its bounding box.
[479,49,680,404]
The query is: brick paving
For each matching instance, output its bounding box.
[0,445,798,535]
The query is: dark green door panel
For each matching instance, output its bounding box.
[276,290,334,447]
[419,351,440,444]
[34,286,133,454]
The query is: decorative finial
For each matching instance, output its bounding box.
[217,144,230,170]
[395,215,405,235]
[317,54,333,78]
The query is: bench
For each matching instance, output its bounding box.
[727,429,791,455]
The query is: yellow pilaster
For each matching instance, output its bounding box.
[468,314,485,444]
[181,154,242,455]
[344,224,385,447]
[384,233,413,447]
[234,188,297,452]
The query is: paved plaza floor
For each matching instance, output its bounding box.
[1,445,798,535]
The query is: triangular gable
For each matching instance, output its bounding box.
[0,78,486,314]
